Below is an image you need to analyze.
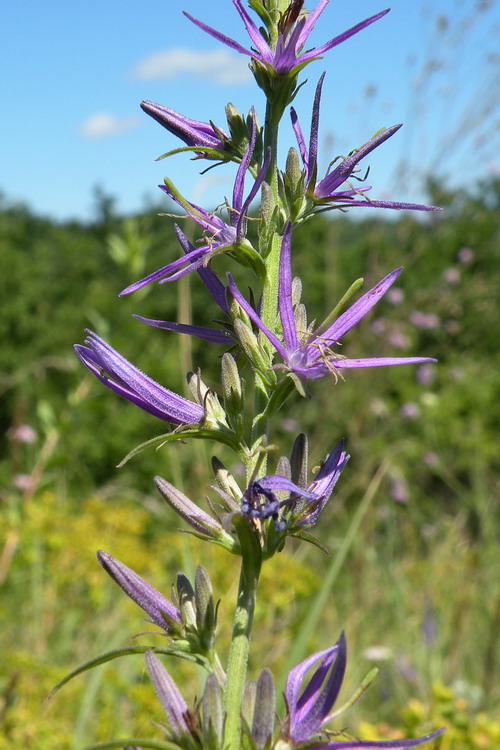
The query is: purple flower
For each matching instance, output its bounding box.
[141,99,229,153]
[120,115,269,296]
[145,651,191,736]
[241,439,348,530]
[291,74,440,213]
[228,224,437,389]
[97,551,181,632]
[75,330,204,425]
[184,1,389,78]
[284,634,444,748]
[154,476,240,553]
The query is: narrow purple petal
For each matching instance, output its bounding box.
[338,199,442,212]
[316,125,402,196]
[183,10,254,58]
[317,268,402,345]
[292,633,347,741]
[233,109,256,219]
[119,245,208,296]
[238,147,272,236]
[75,331,204,425]
[75,344,174,421]
[309,73,326,172]
[133,315,233,345]
[291,107,309,172]
[159,184,234,241]
[145,651,189,735]
[334,356,438,369]
[296,0,329,49]
[302,441,349,524]
[275,21,305,73]
[286,638,344,740]
[97,551,181,631]
[227,273,288,360]
[278,223,299,352]
[299,9,390,63]
[140,100,227,149]
[175,225,229,313]
[256,474,316,500]
[232,0,272,60]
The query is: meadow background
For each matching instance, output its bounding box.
[1,175,499,748]
[2,0,500,747]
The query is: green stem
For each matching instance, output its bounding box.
[223,517,262,750]
[260,96,282,334]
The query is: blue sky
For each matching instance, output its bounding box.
[2,0,499,221]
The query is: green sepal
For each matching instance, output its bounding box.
[314,277,365,338]
[233,319,276,388]
[178,527,242,555]
[248,0,273,30]
[211,456,243,507]
[328,667,379,719]
[48,646,209,700]
[195,566,217,651]
[288,529,330,555]
[202,673,224,744]
[228,241,267,280]
[287,370,311,398]
[156,145,235,164]
[260,376,295,418]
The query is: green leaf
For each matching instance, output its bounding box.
[48,646,208,700]
[288,530,330,555]
[80,740,181,750]
[117,427,241,467]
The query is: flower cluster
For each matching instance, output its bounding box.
[71,2,444,749]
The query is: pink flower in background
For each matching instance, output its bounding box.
[400,402,421,419]
[416,363,436,385]
[442,267,460,284]
[457,247,474,263]
[8,424,37,443]
[387,287,405,305]
[409,311,440,330]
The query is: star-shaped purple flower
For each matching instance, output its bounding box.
[291,73,441,212]
[241,438,348,530]
[284,633,445,748]
[184,1,389,78]
[228,223,436,391]
[120,113,269,296]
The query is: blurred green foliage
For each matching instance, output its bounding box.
[1,179,499,746]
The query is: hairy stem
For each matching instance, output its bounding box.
[223,517,262,750]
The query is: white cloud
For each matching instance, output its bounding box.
[79,113,140,139]
[132,47,252,85]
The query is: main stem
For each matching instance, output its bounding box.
[259,96,282,335]
[223,520,262,749]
